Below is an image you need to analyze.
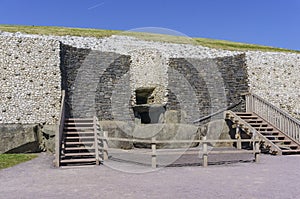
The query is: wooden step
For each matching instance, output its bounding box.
[65,123,94,126]
[235,112,253,116]
[64,141,94,145]
[65,124,94,128]
[65,122,94,125]
[64,152,95,157]
[246,120,264,123]
[264,135,286,139]
[271,140,292,143]
[60,158,96,163]
[64,126,94,130]
[64,147,95,150]
[239,116,259,119]
[250,123,269,127]
[65,136,95,140]
[230,111,300,156]
[260,131,280,135]
[65,118,94,121]
[275,143,299,148]
[255,127,274,131]
[64,131,95,135]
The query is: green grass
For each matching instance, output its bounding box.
[0,24,299,53]
[0,154,38,169]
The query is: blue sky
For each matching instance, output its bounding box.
[0,0,299,50]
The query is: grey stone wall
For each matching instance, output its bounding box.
[60,44,132,120]
[61,46,248,125]
[0,124,40,153]
[0,36,61,124]
[167,54,249,123]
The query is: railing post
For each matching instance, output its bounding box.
[151,137,157,169]
[202,136,208,167]
[103,131,108,161]
[235,121,242,150]
[94,116,100,165]
[246,93,253,112]
[55,90,65,168]
[254,136,260,163]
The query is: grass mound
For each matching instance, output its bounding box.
[0,24,299,53]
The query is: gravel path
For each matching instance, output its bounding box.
[1,153,300,199]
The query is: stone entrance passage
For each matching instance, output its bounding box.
[135,87,155,105]
[133,104,165,124]
[133,87,166,124]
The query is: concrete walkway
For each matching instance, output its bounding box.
[1,153,300,199]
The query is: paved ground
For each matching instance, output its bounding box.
[1,153,300,199]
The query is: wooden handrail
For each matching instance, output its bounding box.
[226,110,283,155]
[93,116,100,165]
[245,93,300,142]
[55,90,66,167]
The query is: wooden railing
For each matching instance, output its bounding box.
[245,93,300,142]
[98,135,260,168]
[226,110,283,155]
[55,90,66,167]
[93,116,100,165]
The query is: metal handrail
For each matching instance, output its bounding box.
[193,100,242,123]
[245,93,300,142]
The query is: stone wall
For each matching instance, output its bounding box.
[0,124,40,153]
[167,54,249,124]
[0,36,61,124]
[61,46,248,124]
[0,33,299,125]
[246,52,300,119]
[60,44,132,120]
[129,49,168,105]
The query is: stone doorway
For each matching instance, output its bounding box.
[133,105,166,124]
[133,87,165,124]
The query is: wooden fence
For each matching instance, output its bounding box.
[245,93,300,142]
[98,134,260,168]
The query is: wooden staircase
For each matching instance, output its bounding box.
[228,112,300,155]
[60,117,101,167]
